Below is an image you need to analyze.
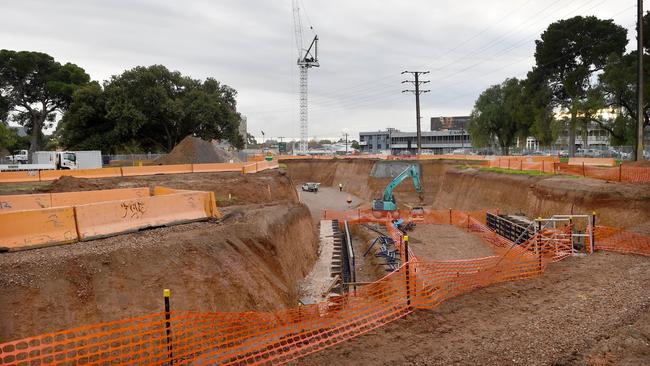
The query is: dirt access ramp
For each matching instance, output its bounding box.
[0,203,317,341]
[282,158,650,228]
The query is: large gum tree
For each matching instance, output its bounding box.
[532,16,627,156]
[0,50,89,158]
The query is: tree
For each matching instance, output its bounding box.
[58,65,243,152]
[308,139,319,148]
[532,16,627,156]
[56,82,117,152]
[468,78,530,155]
[246,133,258,147]
[0,123,18,152]
[351,140,359,149]
[0,50,90,157]
[597,51,650,146]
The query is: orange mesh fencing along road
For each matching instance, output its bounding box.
[38,167,123,180]
[0,170,40,183]
[486,158,650,183]
[121,164,194,177]
[1,208,649,365]
[191,163,246,173]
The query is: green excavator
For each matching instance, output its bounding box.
[372,164,422,211]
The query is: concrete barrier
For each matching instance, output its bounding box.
[242,163,258,174]
[192,163,246,173]
[254,160,279,172]
[152,186,183,195]
[0,207,78,251]
[121,164,193,176]
[51,187,150,207]
[75,191,217,240]
[0,193,52,212]
[568,157,616,167]
[39,167,122,181]
[0,170,40,183]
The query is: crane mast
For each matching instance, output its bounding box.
[292,1,319,153]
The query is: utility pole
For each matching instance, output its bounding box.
[344,132,349,155]
[637,0,645,161]
[402,71,430,155]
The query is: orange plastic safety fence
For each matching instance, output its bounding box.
[489,161,650,183]
[3,210,650,365]
[593,226,650,256]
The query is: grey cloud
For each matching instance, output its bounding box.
[0,0,637,141]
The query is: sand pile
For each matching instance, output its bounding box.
[156,136,240,164]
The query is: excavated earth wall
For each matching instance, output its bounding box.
[283,158,650,228]
[0,174,316,341]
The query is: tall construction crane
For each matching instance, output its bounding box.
[292,0,319,153]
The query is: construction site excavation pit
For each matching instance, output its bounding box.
[2,158,650,366]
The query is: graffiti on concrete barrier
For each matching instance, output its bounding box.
[121,200,146,219]
[0,201,12,209]
[46,213,65,228]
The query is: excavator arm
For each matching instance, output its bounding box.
[374,164,422,211]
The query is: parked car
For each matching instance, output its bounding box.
[301,182,320,192]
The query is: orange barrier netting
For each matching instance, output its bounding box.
[2,209,649,365]
[594,226,650,256]
[487,159,650,183]
[0,162,278,184]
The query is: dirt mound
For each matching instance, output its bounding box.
[156,136,240,165]
[46,176,120,193]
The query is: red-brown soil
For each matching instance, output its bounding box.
[407,224,494,260]
[282,159,650,228]
[0,170,298,208]
[0,203,317,341]
[294,252,650,366]
[155,135,240,164]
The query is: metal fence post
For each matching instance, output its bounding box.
[449,208,452,225]
[536,218,543,272]
[590,211,596,253]
[163,289,173,364]
[582,162,586,177]
[619,163,622,182]
[404,235,411,308]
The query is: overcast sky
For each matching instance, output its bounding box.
[0,0,640,141]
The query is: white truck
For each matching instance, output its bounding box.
[4,149,29,164]
[0,150,102,172]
